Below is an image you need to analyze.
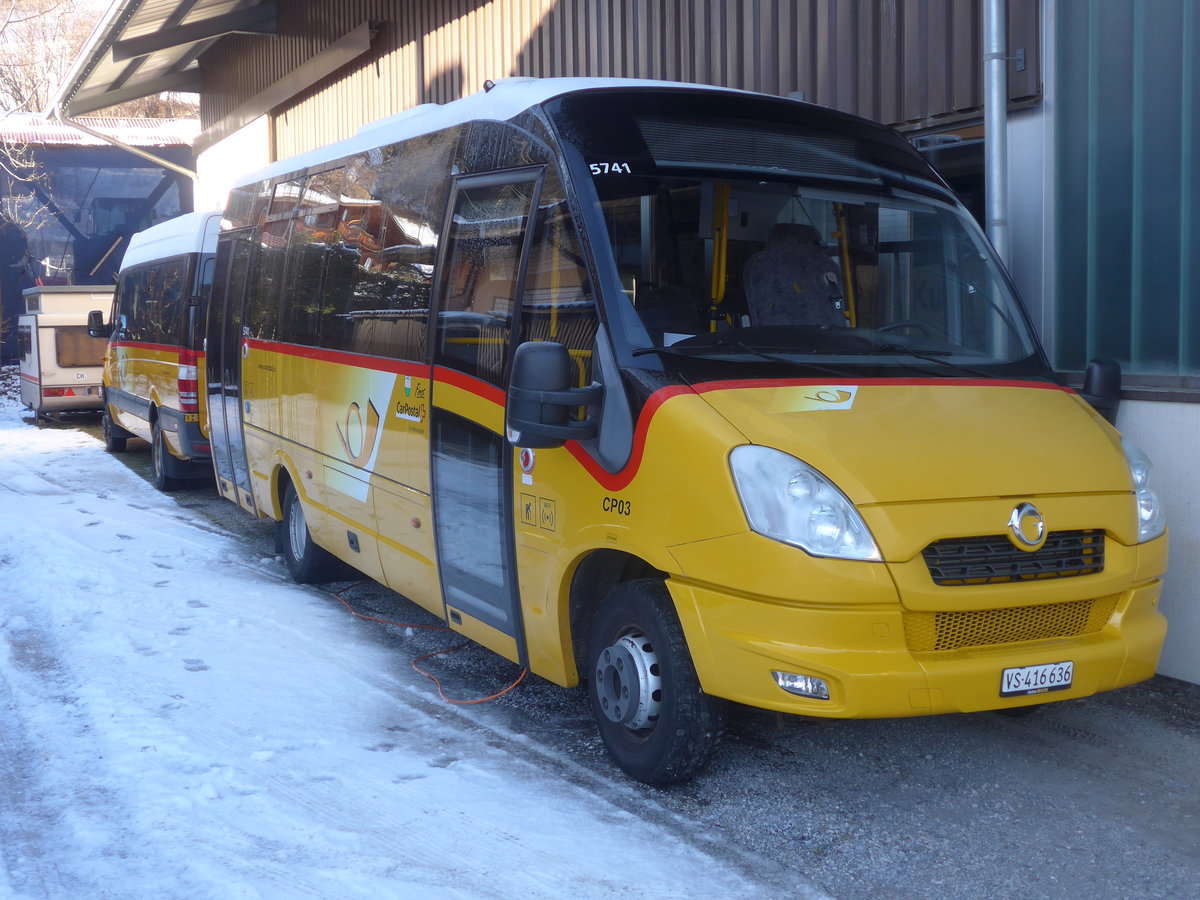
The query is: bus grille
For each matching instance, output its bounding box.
[922,530,1104,586]
[902,594,1119,653]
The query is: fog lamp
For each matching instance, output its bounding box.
[772,670,830,700]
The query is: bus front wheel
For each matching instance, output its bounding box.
[587,579,724,784]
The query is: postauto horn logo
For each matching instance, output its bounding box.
[336,400,381,467]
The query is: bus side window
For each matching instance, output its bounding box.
[320,153,391,355]
[123,268,149,341]
[113,271,134,336]
[158,259,185,344]
[332,134,454,363]
[276,170,341,348]
[249,219,288,342]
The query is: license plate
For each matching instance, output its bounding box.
[1000,661,1074,697]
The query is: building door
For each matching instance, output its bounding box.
[205,228,258,514]
[429,170,543,662]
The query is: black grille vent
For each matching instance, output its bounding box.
[922,530,1104,586]
[637,118,861,177]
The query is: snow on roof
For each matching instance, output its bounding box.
[0,112,199,148]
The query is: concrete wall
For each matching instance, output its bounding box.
[1114,402,1200,683]
[1008,1,1197,685]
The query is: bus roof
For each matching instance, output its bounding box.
[232,77,768,190]
[120,210,223,271]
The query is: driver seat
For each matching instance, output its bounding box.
[742,223,845,327]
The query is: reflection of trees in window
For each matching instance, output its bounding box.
[280,236,326,346]
[153,260,185,344]
[117,269,146,339]
[118,259,185,345]
[249,220,287,341]
[323,133,457,361]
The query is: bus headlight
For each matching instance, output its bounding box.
[1122,438,1166,542]
[730,445,881,561]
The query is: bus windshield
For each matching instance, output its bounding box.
[588,174,1042,377]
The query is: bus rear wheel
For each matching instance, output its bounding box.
[102,412,127,453]
[151,420,181,491]
[587,579,724,784]
[280,482,342,584]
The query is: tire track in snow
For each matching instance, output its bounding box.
[0,607,154,898]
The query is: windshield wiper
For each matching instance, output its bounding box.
[869,344,996,378]
[633,338,849,377]
[635,336,1000,379]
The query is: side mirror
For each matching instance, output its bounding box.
[1081,357,1121,425]
[87,309,111,339]
[506,341,602,448]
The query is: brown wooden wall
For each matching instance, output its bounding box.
[198,0,1041,159]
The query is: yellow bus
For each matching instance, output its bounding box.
[90,211,221,490]
[206,78,1167,783]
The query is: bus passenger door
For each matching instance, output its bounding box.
[429,170,542,666]
[205,228,258,514]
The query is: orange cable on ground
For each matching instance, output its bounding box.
[332,582,528,705]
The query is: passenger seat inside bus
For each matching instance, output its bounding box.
[742,223,845,328]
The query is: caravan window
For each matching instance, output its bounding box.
[55,325,107,367]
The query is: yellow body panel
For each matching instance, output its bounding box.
[515,379,1166,711]
[105,340,201,458]
[697,380,1130,503]
[241,348,1168,718]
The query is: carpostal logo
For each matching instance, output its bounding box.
[395,400,426,423]
[396,377,428,423]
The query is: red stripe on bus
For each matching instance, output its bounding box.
[565,384,696,492]
[234,341,1077,492]
[566,377,1074,492]
[690,376,1075,395]
[246,339,432,378]
[111,340,182,355]
[432,366,507,406]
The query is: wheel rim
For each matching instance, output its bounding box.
[287,496,307,562]
[152,430,163,477]
[594,631,662,730]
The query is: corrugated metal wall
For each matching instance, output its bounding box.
[199,0,1041,160]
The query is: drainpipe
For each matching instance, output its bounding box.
[983,0,1009,266]
[52,104,198,184]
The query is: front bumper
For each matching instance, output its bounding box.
[667,534,1167,718]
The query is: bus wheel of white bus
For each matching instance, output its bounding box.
[151,421,181,492]
[280,482,341,584]
[587,579,725,784]
[102,413,127,453]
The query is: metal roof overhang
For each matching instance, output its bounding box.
[51,0,379,162]
[50,0,275,119]
[50,0,275,120]
[47,1,278,180]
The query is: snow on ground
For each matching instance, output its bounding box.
[0,374,783,899]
